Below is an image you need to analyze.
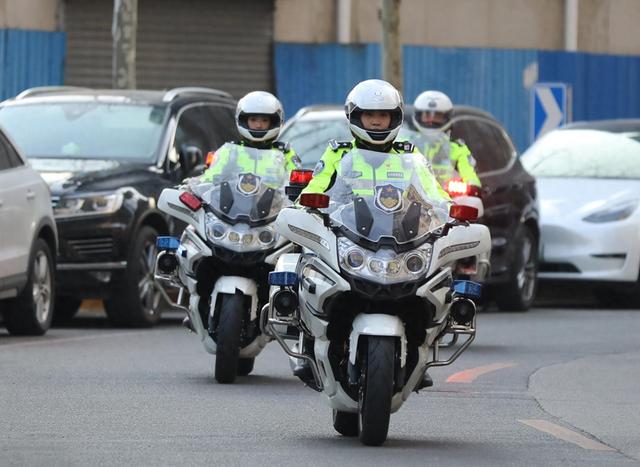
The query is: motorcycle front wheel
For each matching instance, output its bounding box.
[214,293,245,384]
[358,336,395,446]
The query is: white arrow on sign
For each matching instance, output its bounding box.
[537,87,563,137]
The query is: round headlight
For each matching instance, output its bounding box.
[386,260,401,275]
[228,231,240,243]
[258,230,274,244]
[369,259,384,274]
[209,222,226,239]
[242,234,254,245]
[405,254,425,273]
[346,249,364,269]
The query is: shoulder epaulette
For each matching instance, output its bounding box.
[329,139,353,152]
[272,141,291,152]
[393,141,414,153]
[455,138,466,146]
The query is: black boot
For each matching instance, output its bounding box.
[415,371,434,391]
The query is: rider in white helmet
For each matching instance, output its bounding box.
[201,91,300,182]
[412,90,481,187]
[296,80,448,390]
[302,79,448,200]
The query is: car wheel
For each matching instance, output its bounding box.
[104,226,162,327]
[53,297,83,323]
[494,226,538,312]
[4,238,55,336]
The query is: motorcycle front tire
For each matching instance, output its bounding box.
[358,336,395,446]
[214,293,244,384]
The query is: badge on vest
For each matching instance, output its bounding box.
[386,171,404,178]
[238,173,261,195]
[375,184,403,213]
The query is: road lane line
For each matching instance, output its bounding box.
[0,331,152,350]
[446,362,517,383]
[519,419,616,451]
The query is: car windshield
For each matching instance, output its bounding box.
[280,117,352,168]
[521,129,640,179]
[325,147,450,244]
[188,142,289,224]
[0,101,167,161]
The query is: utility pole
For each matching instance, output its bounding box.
[112,0,138,89]
[380,0,403,94]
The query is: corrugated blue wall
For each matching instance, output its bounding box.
[0,29,66,101]
[275,43,640,152]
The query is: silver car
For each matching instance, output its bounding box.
[0,127,58,335]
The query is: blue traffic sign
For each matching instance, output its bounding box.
[530,82,569,143]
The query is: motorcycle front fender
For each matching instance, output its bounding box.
[348,314,406,367]
[211,276,259,321]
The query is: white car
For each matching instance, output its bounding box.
[0,127,58,335]
[521,121,640,305]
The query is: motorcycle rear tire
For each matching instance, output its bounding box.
[214,293,244,384]
[333,410,358,437]
[358,336,395,446]
[237,357,255,376]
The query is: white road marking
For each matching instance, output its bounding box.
[519,419,616,451]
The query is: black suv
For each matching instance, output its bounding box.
[0,86,238,326]
[281,105,540,311]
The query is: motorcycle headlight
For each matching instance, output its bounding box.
[346,248,365,269]
[54,191,124,219]
[205,213,281,252]
[338,237,432,284]
[583,199,638,223]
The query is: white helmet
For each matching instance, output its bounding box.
[345,79,404,147]
[412,90,453,130]
[235,91,284,144]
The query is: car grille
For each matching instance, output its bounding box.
[66,237,115,259]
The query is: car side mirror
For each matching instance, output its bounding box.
[180,145,204,176]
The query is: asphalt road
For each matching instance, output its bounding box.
[1,292,639,466]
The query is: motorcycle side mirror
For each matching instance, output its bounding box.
[300,193,330,209]
[449,204,478,222]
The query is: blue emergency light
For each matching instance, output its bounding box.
[453,280,482,299]
[268,271,298,287]
[156,236,180,251]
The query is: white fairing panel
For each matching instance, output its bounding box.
[429,224,491,274]
[275,207,339,271]
[158,188,206,233]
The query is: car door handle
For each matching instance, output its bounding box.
[0,199,3,208]
[26,190,35,201]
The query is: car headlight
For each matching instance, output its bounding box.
[337,237,432,284]
[205,213,281,252]
[54,192,124,219]
[583,199,639,223]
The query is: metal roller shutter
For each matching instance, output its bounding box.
[64,0,274,97]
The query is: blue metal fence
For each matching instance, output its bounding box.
[0,29,66,101]
[275,43,640,152]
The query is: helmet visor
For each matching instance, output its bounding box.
[415,110,449,129]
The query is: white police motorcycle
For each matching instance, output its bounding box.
[262,148,491,445]
[154,143,294,383]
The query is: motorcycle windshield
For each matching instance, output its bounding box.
[403,129,457,183]
[191,142,289,223]
[326,147,450,244]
